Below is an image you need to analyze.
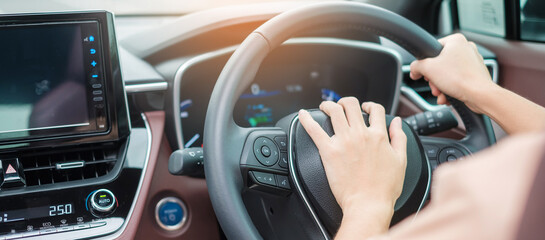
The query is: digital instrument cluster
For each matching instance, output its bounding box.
[176,41,401,149]
[179,64,368,148]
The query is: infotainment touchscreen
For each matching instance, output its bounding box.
[0,21,109,142]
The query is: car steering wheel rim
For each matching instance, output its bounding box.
[203,2,493,239]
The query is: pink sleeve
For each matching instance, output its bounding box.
[373,135,544,240]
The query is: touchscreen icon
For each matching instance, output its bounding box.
[84,36,95,42]
[90,48,96,54]
[91,61,97,67]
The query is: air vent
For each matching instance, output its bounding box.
[16,144,119,187]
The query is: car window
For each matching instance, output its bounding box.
[457,0,506,37]
[520,0,545,42]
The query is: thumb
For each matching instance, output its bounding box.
[389,117,407,157]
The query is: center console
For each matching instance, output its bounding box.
[0,11,146,239]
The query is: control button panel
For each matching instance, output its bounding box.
[243,131,291,194]
[421,140,469,172]
[253,137,279,166]
[155,197,188,231]
[252,171,276,186]
[250,171,291,190]
[1,220,109,239]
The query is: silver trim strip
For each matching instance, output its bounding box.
[288,115,330,240]
[483,59,499,84]
[173,46,239,149]
[400,86,445,111]
[155,197,189,231]
[172,37,404,149]
[0,123,90,134]
[125,82,168,93]
[56,161,85,170]
[413,152,432,220]
[401,59,499,111]
[97,112,153,239]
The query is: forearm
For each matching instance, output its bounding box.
[335,203,394,240]
[474,84,545,134]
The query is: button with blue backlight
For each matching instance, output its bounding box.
[155,197,187,230]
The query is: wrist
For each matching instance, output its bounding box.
[342,198,395,222]
[339,200,395,237]
[463,80,501,114]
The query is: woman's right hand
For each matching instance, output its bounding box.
[409,33,497,114]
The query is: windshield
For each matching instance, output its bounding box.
[0,0,325,15]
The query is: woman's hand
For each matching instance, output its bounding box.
[298,97,407,238]
[410,33,496,114]
[410,33,545,134]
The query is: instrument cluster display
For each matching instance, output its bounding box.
[177,42,400,149]
[180,64,368,148]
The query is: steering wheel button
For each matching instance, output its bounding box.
[274,136,287,151]
[279,153,288,168]
[261,146,271,157]
[275,175,290,189]
[251,171,276,186]
[423,145,439,158]
[253,137,279,166]
[438,147,465,163]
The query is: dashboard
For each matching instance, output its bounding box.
[0,2,505,239]
[176,40,402,149]
[0,11,143,239]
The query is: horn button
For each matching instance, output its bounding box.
[288,111,429,235]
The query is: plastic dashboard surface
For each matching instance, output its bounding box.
[174,39,402,149]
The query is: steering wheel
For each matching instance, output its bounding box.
[203,2,493,239]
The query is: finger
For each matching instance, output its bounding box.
[319,101,350,134]
[409,60,424,80]
[298,110,330,148]
[429,82,441,96]
[361,102,387,133]
[438,35,455,46]
[337,97,366,129]
[437,94,448,105]
[389,117,407,158]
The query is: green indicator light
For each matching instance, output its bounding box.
[100,195,106,198]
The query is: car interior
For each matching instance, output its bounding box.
[0,0,543,239]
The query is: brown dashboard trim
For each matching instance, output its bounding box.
[463,31,545,107]
[117,111,165,239]
[116,111,219,240]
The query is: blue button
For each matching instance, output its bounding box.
[90,48,96,54]
[89,36,95,42]
[158,201,184,226]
